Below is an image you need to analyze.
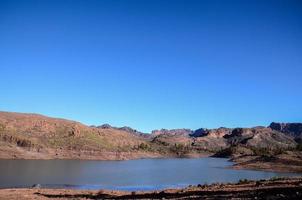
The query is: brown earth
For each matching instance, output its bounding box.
[1,111,302,173]
[0,177,302,199]
[0,111,217,160]
[231,151,302,173]
[0,111,173,160]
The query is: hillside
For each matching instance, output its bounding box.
[0,111,161,160]
[0,111,301,168]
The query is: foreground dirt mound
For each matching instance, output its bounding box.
[0,177,301,199]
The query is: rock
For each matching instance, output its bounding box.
[69,125,81,137]
[190,128,206,137]
[223,127,296,149]
[97,124,112,129]
[206,128,232,138]
[31,184,41,188]
[118,126,149,138]
[269,122,302,139]
[151,129,193,137]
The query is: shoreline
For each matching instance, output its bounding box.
[1,152,302,173]
[230,153,302,173]
[0,147,213,161]
[1,177,301,199]
[1,141,302,173]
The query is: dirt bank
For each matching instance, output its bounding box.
[0,144,211,160]
[0,177,302,199]
[231,152,302,173]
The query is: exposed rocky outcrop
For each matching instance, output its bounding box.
[97,124,112,129]
[205,127,232,138]
[151,129,193,137]
[190,128,206,137]
[269,122,302,139]
[223,127,295,149]
[97,124,150,139]
[150,126,298,154]
[117,126,151,139]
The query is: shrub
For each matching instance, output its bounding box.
[296,143,302,151]
[213,146,235,158]
[170,143,190,155]
[238,179,249,184]
[138,143,150,150]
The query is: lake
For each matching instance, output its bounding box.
[0,158,299,190]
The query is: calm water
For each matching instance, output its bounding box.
[0,158,299,190]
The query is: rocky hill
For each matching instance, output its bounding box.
[0,111,301,161]
[269,122,302,139]
[0,112,160,160]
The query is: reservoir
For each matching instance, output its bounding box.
[0,158,299,190]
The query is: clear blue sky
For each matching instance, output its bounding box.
[0,0,301,132]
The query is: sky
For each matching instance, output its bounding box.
[0,0,302,133]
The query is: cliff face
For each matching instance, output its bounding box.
[151,129,193,137]
[269,122,302,139]
[225,127,296,149]
[151,126,297,153]
[0,111,300,160]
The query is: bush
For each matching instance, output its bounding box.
[138,143,150,150]
[238,179,249,184]
[213,147,235,158]
[0,124,5,132]
[251,147,285,156]
[251,147,271,156]
[170,143,190,155]
[296,143,302,151]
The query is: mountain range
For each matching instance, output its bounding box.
[0,111,301,161]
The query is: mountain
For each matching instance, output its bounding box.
[94,124,150,140]
[0,111,159,160]
[0,111,301,160]
[150,126,298,153]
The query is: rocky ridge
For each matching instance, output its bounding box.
[0,111,301,164]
